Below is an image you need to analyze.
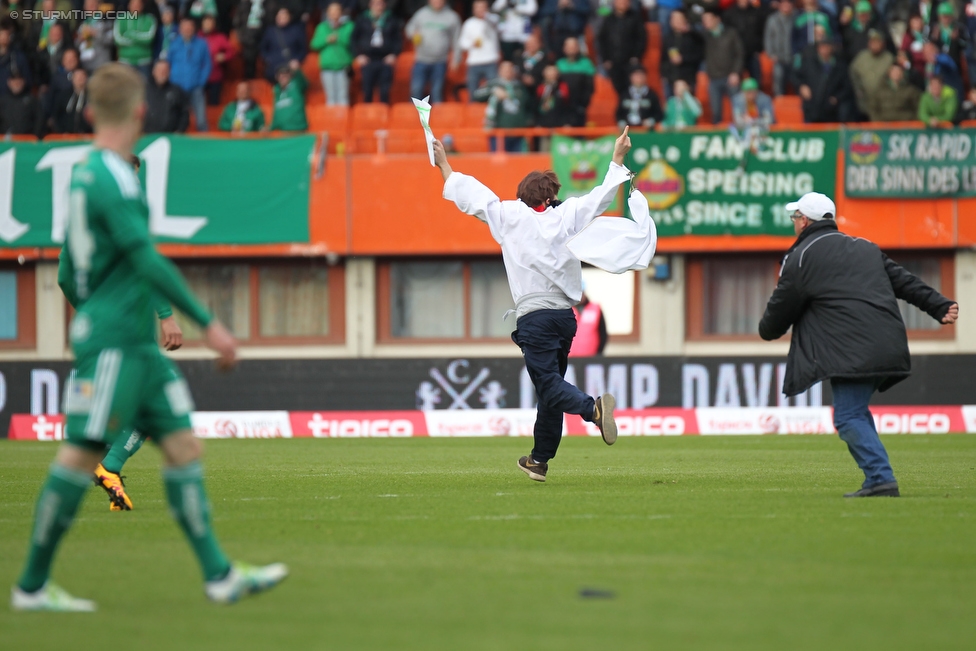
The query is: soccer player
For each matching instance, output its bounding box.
[11,63,287,612]
[433,128,632,482]
[85,153,184,512]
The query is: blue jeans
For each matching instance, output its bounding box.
[410,60,447,103]
[657,6,675,39]
[466,62,498,98]
[512,309,596,462]
[708,77,736,124]
[831,378,897,488]
[489,135,525,153]
[189,86,208,131]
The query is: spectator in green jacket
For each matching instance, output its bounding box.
[113,0,157,77]
[477,60,529,153]
[310,2,354,106]
[919,75,958,127]
[218,81,266,133]
[555,37,595,127]
[270,60,308,131]
[661,79,702,130]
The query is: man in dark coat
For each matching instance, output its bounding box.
[259,8,307,83]
[660,9,704,97]
[793,37,856,122]
[352,0,403,104]
[144,59,190,133]
[759,192,958,498]
[597,0,648,99]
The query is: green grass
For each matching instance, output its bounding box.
[1,436,974,650]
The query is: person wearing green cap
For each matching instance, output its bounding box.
[933,2,967,71]
[732,77,773,128]
[850,28,894,119]
[731,77,772,167]
[841,0,886,61]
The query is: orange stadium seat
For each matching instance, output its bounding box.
[390,102,422,129]
[449,129,491,153]
[308,105,349,134]
[385,128,427,153]
[431,102,464,129]
[463,102,487,127]
[774,95,804,125]
[587,100,617,127]
[352,103,390,130]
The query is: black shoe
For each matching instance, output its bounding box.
[844,482,900,498]
[593,394,617,445]
[518,456,548,482]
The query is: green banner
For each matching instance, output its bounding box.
[551,135,620,212]
[844,128,976,198]
[624,130,839,236]
[0,135,314,248]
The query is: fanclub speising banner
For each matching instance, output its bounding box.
[623,130,839,236]
[551,134,620,212]
[844,128,976,198]
[0,135,314,248]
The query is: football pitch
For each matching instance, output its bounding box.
[1,435,974,650]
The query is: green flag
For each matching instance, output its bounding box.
[551,135,620,213]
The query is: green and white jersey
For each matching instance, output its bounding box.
[60,148,212,356]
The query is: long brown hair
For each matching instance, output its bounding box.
[517,170,561,208]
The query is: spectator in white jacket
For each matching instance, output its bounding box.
[460,0,502,97]
[492,0,538,61]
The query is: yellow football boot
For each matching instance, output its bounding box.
[94,464,133,511]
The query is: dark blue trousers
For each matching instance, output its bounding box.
[831,378,897,488]
[512,308,595,463]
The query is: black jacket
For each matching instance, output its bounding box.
[145,80,190,133]
[793,47,856,123]
[597,10,647,66]
[723,4,767,59]
[351,11,403,61]
[759,220,954,396]
[615,85,663,127]
[660,29,704,86]
[0,90,42,136]
[52,89,92,134]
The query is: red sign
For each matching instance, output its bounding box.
[565,409,698,436]
[289,411,428,438]
[8,414,66,441]
[868,406,965,434]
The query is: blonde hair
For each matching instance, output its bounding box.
[88,63,145,126]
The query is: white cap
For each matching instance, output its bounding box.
[785,192,835,221]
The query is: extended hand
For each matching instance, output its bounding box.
[433,139,453,180]
[205,320,237,370]
[942,303,959,324]
[160,316,183,351]
[612,125,631,165]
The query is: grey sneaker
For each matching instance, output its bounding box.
[844,482,900,498]
[517,456,548,482]
[593,394,617,445]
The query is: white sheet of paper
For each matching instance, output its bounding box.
[566,190,658,274]
[412,95,435,166]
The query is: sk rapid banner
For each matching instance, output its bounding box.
[844,128,976,198]
[0,134,314,248]
[625,130,839,236]
[551,135,620,212]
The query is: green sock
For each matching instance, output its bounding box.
[17,464,91,593]
[163,461,231,582]
[101,430,147,474]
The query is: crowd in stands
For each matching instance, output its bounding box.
[2,0,976,142]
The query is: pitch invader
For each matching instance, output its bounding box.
[12,63,287,612]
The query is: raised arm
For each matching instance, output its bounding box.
[435,139,503,241]
[568,127,633,231]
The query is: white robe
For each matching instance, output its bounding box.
[443,161,650,318]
